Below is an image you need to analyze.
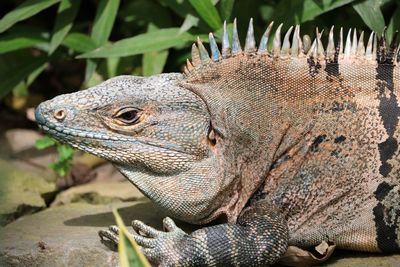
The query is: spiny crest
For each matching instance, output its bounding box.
[184,19,400,75]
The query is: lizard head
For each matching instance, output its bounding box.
[35,73,228,223]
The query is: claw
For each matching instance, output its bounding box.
[98,228,119,251]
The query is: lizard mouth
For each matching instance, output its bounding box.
[36,120,195,157]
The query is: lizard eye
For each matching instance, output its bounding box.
[114,108,140,124]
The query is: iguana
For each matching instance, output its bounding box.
[35,19,400,266]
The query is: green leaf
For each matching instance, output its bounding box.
[272,0,356,26]
[49,161,68,176]
[106,57,120,78]
[86,0,120,85]
[179,14,200,34]
[113,209,151,267]
[91,0,120,46]
[57,144,74,162]
[62,33,97,53]
[26,62,48,86]
[143,49,169,76]
[78,28,196,59]
[84,59,101,85]
[158,0,195,19]
[189,0,222,30]
[388,5,400,43]
[0,0,61,34]
[35,136,56,150]
[219,0,235,20]
[353,0,385,35]
[49,0,81,54]
[0,56,47,98]
[120,0,172,27]
[0,31,48,54]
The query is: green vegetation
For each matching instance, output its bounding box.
[35,135,74,176]
[113,209,151,267]
[1,0,400,99]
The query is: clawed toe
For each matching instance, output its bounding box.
[99,225,120,251]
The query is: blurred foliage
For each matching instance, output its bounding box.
[1,0,400,101]
[35,135,74,176]
[113,209,151,267]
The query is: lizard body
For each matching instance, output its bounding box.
[35,20,400,266]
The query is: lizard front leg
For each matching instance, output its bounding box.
[101,200,288,266]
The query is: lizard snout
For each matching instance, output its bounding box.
[35,102,71,126]
[34,103,47,125]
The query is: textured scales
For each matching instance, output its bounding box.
[35,20,400,266]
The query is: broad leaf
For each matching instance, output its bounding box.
[0,0,60,34]
[272,0,356,27]
[189,0,222,31]
[143,49,169,76]
[179,14,200,34]
[388,6,400,43]
[78,28,196,58]
[353,0,385,35]
[0,31,48,54]
[158,0,196,19]
[49,0,81,54]
[0,56,47,98]
[219,0,235,21]
[35,136,56,150]
[62,33,97,53]
[142,24,169,76]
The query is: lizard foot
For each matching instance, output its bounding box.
[98,225,120,251]
[130,217,190,265]
[99,218,191,265]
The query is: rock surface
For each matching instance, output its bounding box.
[0,197,399,267]
[0,200,173,267]
[320,252,400,267]
[51,181,144,206]
[0,159,56,226]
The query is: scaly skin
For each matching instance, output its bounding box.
[35,21,400,266]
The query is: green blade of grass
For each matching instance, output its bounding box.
[86,0,120,84]
[0,0,60,34]
[91,0,120,46]
[78,28,196,59]
[49,0,81,55]
[142,24,169,76]
[113,209,151,267]
[353,0,385,35]
[189,0,222,31]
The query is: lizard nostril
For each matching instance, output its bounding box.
[54,108,66,121]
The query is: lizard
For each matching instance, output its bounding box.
[34,18,400,266]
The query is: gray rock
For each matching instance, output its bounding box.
[0,200,171,267]
[5,129,43,153]
[0,159,56,226]
[1,198,398,266]
[51,181,144,206]
[321,251,400,267]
